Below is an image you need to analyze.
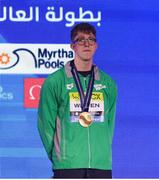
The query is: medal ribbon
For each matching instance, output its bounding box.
[71,61,95,112]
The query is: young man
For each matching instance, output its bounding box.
[38,23,117,178]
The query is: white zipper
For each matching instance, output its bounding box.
[84,77,87,89]
[87,127,91,168]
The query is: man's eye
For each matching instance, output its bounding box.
[78,39,85,42]
[88,38,96,41]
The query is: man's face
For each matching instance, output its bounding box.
[71,32,97,62]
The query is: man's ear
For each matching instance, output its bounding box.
[95,42,98,51]
[96,43,98,49]
[70,43,75,50]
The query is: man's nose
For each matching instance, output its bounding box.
[84,39,90,46]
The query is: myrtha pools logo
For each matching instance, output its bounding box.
[0,44,73,74]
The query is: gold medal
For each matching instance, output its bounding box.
[79,112,92,127]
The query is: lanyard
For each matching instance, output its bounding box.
[71,61,94,112]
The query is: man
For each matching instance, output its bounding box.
[38,22,117,178]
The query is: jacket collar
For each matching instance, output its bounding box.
[65,60,100,80]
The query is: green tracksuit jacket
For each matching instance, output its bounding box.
[38,60,117,170]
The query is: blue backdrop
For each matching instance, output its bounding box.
[0,0,159,178]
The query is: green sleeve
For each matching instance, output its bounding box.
[37,77,58,161]
[108,80,117,143]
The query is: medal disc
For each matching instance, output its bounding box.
[79,112,92,127]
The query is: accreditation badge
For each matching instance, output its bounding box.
[79,112,92,127]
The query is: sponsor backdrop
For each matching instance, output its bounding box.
[0,0,159,178]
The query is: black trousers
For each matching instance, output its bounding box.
[53,168,112,178]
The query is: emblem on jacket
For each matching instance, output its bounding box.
[66,83,74,90]
[94,84,106,90]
